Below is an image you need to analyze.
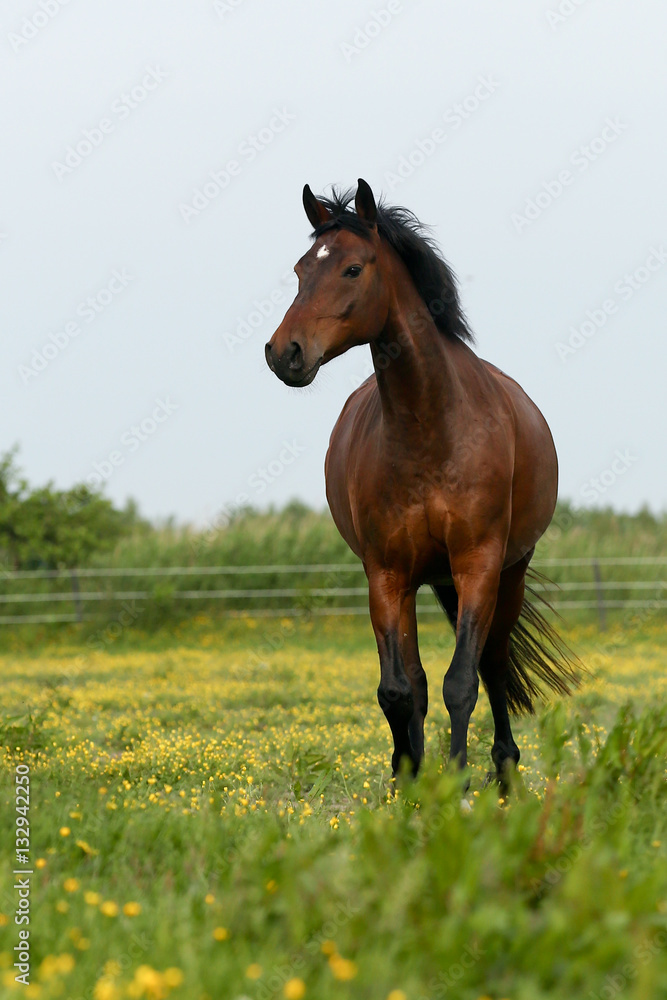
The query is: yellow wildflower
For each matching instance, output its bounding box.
[284,979,306,999]
[57,954,75,973]
[328,954,357,981]
[94,981,120,1000]
[76,840,99,856]
[127,965,165,1000]
[163,969,183,988]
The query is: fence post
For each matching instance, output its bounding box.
[70,569,83,623]
[592,559,607,632]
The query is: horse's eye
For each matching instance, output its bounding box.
[343,265,362,278]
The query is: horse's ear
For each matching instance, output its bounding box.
[303,184,332,230]
[355,178,377,226]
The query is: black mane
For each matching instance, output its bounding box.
[311,187,474,344]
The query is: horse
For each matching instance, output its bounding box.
[265,178,579,788]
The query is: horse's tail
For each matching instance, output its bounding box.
[505,568,584,715]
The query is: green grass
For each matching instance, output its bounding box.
[0,619,666,999]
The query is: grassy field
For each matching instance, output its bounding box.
[1,614,666,1000]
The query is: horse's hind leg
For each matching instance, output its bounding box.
[402,595,428,766]
[479,560,527,789]
[432,582,458,633]
[368,572,422,777]
[441,556,502,776]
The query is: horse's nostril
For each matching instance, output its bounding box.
[287,340,303,371]
[287,341,304,370]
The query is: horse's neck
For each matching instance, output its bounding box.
[371,288,465,438]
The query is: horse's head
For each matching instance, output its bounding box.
[265,179,389,386]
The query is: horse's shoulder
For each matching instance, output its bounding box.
[480,358,534,407]
[481,358,519,387]
[328,373,376,448]
[341,373,378,417]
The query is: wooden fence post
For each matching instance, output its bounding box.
[592,559,607,632]
[70,569,83,623]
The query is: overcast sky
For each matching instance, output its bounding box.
[3,0,666,525]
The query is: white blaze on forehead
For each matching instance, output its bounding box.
[316,245,330,259]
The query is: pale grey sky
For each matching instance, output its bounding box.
[3,0,666,525]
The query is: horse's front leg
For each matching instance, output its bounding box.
[368,571,422,777]
[443,556,501,776]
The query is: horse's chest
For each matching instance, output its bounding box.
[356,465,453,565]
[366,457,455,521]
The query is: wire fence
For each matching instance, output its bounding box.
[1,557,666,628]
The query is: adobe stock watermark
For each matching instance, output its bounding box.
[529,801,627,901]
[339,1,403,62]
[179,108,296,224]
[252,900,361,1000]
[213,0,248,16]
[18,269,133,384]
[192,440,306,555]
[383,75,500,190]
[245,566,355,668]
[348,280,473,390]
[7,0,74,54]
[74,396,180,494]
[579,450,638,505]
[555,245,667,361]
[223,270,295,353]
[546,0,592,30]
[416,943,485,1000]
[587,932,667,1000]
[82,934,151,1000]
[47,601,144,689]
[51,66,168,180]
[512,117,627,233]
[541,449,640,554]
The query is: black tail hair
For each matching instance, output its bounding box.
[505,569,583,715]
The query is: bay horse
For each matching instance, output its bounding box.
[265,179,579,787]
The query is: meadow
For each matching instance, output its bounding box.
[1,612,666,1000]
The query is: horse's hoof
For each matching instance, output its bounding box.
[460,798,472,813]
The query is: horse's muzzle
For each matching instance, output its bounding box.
[265,340,321,387]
